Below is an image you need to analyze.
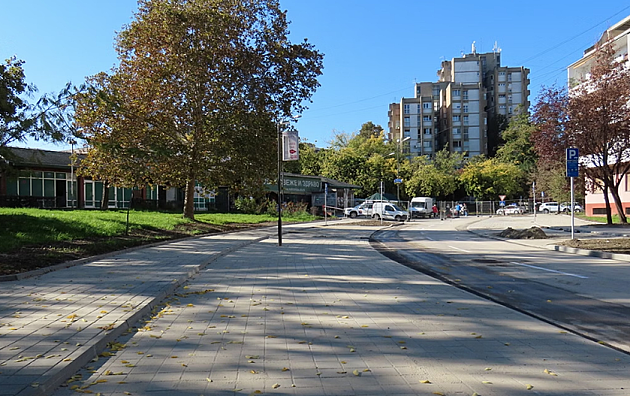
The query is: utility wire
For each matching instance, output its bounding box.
[515,5,630,65]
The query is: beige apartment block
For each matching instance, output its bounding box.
[389,43,530,158]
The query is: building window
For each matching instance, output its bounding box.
[423,141,432,149]
[424,128,431,135]
[453,115,460,122]
[423,102,431,109]
[499,71,505,76]
[499,94,506,99]
[463,115,469,125]
[508,73,512,81]
[417,104,421,113]
[403,129,410,138]
[463,104,468,113]
[453,89,461,97]
[404,104,410,114]
[453,128,460,134]
[453,141,462,148]
[404,117,410,127]
[463,91,468,100]
[423,115,431,122]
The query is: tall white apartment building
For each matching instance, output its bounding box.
[389,44,530,158]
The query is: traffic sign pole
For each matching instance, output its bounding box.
[566,148,579,240]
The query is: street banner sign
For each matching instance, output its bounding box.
[282,130,299,161]
[566,147,579,177]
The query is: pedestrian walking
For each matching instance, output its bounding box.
[432,204,439,218]
[462,203,468,216]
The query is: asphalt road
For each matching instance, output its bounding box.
[371,216,630,354]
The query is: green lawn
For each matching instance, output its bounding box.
[0,208,315,253]
[577,213,630,225]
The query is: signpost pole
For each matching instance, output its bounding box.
[380,181,383,225]
[571,176,575,240]
[324,182,328,226]
[566,148,579,240]
[277,122,283,246]
[532,181,536,220]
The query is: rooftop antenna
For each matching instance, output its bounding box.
[472,41,477,55]
[492,41,498,53]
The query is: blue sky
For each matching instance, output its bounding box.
[2,0,630,151]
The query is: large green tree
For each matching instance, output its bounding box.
[405,148,463,199]
[77,0,323,219]
[459,156,524,200]
[1,57,74,159]
[495,111,537,175]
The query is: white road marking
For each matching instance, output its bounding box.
[425,236,434,241]
[509,261,588,279]
[449,246,471,253]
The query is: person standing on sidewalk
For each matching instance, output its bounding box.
[432,204,439,218]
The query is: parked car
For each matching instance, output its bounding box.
[371,202,408,222]
[496,204,524,215]
[539,202,560,213]
[560,202,583,213]
[344,202,373,218]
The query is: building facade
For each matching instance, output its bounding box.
[389,43,530,158]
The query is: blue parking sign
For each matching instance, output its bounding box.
[566,148,579,177]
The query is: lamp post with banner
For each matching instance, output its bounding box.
[277,116,300,246]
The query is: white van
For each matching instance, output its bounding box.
[372,202,409,222]
[410,197,433,218]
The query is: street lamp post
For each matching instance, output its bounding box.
[277,116,300,247]
[277,122,283,246]
[70,140,76,209]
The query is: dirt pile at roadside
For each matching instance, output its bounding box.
[498,226,548,239]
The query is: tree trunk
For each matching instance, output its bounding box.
[183,178,196,220]
[101,180,110,210]
[610,184,628,224]
[603,184,613,225]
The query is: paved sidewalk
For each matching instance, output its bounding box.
[0,228,275,396]
[28,223,629,396]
